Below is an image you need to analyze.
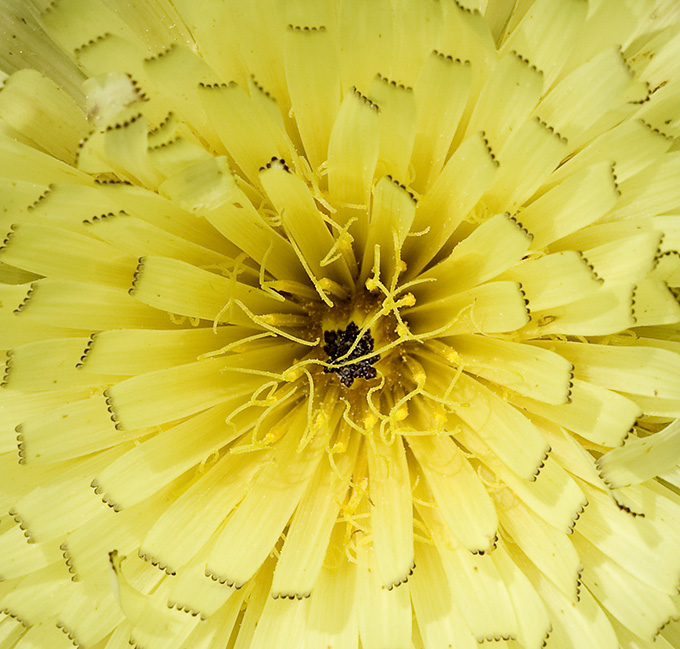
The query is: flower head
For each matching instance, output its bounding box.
[1,0,680,648]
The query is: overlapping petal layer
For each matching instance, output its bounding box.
[1,1,680,648]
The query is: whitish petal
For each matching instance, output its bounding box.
[140,447,272,575]
[449,375,551,481]
[500,0,587,87]
[0,222,136,289]
[417,212,533,299]
[305,527,359,649]
[283,24,341,171]
[410,53,471,190]
[356,542,412,649]
[498,488,581,601]
[452,334,573,405]
[408,434,498,554]
[531,340,680,398]
[404,130,498,276]
[272,430,359,598]
[575,482,680,594]
[410,541,477,649]
[510,379,642,447]
[573,535,679,642]
[205,409,327,588]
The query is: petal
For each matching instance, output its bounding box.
[575,482,680,594]
[408,434,498,554]
[497,487,581,601]
[129,255,296,324]
[404,131,498,276]
[531,340,680,399]
[90,402,240,511]
[409,541,477,649]
[271,430,358,598]
[573,534,679,642]
[205,408,327,588]
[3,338,122,392]
[451,334,574,405]
[140,447,272,574]
[410,52,471,190]
[510,379,642,448]
[497,250,603,311]
[13,279,175,330]
[305,527,359,649]
[283,24,341,171]
[417,212,533,299]
[356,542,412,649]
[492,545,551,649]
[449,375,551,481]
[500,0,587,87]
[484,116,568,213]
[518,161,619,249]
[0,222,136,289]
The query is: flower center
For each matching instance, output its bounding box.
[322,321,379,387]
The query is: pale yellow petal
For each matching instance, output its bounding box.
[356,541,412,649]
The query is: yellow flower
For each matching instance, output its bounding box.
[1,0,680,647]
